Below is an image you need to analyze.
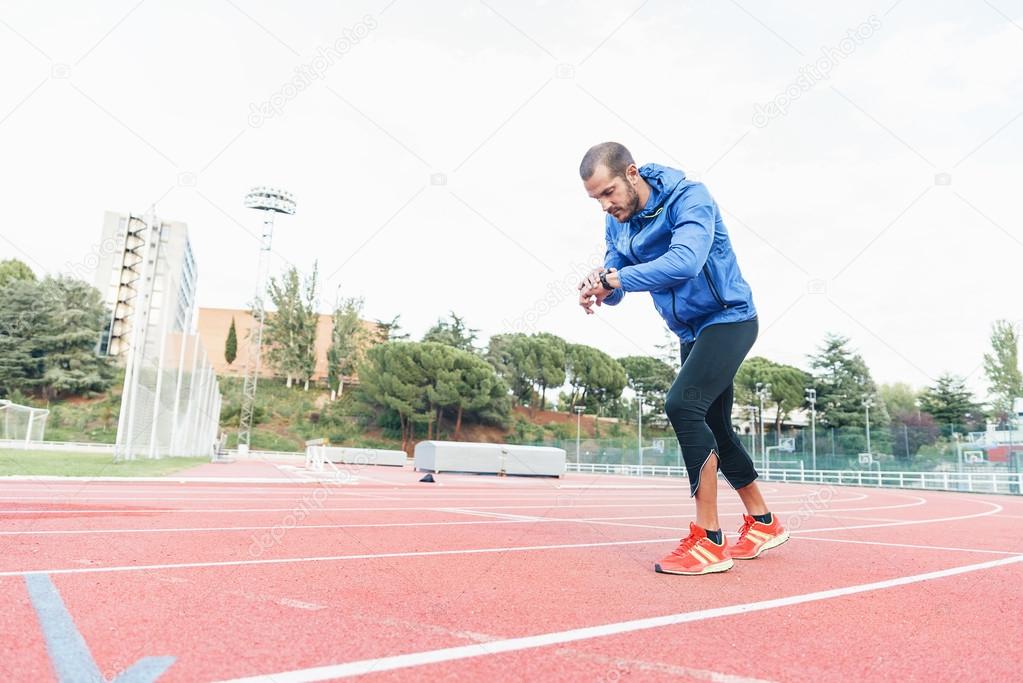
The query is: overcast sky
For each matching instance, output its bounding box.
[1,0,1021,399]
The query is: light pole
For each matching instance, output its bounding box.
[863,396,874,454]
[574,406,585,466]
[805,388,817,471]
[755,383,771,469]
[746,404,758,460]
[635,383,644,470]
[954,431,963,474]
[238,186,296,455]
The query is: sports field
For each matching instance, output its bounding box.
[2,461,1020,681]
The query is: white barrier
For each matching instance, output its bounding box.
[564,462,1023,495]
[319,447,406,468]
[0,440,116,455]
[304,441,407,471]
[414,441,565,477]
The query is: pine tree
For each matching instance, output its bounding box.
[36,276,115,398]
[225,318,238,366]
[422,312,479,353]
[808,334,888,428]
[919,374,982,435]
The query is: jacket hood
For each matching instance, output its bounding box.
[636,163,687,218]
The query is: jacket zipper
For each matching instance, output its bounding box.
[670,289,695,336]
[627,230,640,263]
[625,205,663,263]
[703,264,728,309]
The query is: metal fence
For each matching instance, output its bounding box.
[110,216,221,460]
[565,462,1023,495]
[532,431,1022,475]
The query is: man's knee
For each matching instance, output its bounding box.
[665,385,709,423]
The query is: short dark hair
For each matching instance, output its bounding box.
[579,142,635,180]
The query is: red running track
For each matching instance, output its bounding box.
[1,464,1021,682]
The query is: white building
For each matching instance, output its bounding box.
[92,211,219,459]
[94,211,197,358]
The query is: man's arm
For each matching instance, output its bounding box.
[601,226,628,305]
[616,187,715,293]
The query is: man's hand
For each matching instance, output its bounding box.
[578,268,617,315]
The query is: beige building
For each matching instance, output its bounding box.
[197,307,380,382]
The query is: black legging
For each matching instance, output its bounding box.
[664,318,759,496]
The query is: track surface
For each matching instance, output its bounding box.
[1,463,1021,682]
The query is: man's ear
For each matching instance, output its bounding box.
[625,163,639,185]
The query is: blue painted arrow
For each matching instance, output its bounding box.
[24,573,175,683]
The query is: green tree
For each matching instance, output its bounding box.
[736,357,810,436]
[224,318,238,366]
[326,295,367,399]
[565,344,627,411]
[264,264,319,389]
[37,277,115,398]
[809,334,888,429]
[486,333,533,404]
[983,320,1023,424]
[487,333,566,411]
[422,312,479,353]
[376,314,410,341]
[879,382,918,416]
[528,333,567,411]
[0,278,47,396]
[919,374,982,435]
[358,341,509,450]
[617,355,675,423]
[0,259,36,287]
[358,342,430,451]
[654,328,681,372]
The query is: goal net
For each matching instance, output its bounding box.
[0,400,49,445]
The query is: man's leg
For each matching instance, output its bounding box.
[693,451,721,531]
[655,320,758,575]
[705,384,767,516]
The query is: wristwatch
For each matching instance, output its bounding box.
[599,269,614,291]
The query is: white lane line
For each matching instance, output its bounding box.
[789,500,1002,533]
[212,554,1023,683]
[554,648,776,683]
[0,537,679,577]
[0,504,938,537]
[794,535,1023,556]
[0,495,907,515]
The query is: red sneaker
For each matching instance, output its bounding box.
[731,513,789,560]
[654,523,733,575]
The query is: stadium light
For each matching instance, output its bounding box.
[237,186,296,455]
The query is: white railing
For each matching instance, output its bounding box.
[225,448,305,459]
[0,439,116,454]
[762,467,1023,495]
[565,462,1023,495]
[569,462,688,478]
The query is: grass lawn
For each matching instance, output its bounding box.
[0,450,210,477]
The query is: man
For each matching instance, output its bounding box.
[577,141,787,575]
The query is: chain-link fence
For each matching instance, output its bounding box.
[521,424,1022,477]
[110,215,222,459]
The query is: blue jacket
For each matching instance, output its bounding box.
[602,163,756,342]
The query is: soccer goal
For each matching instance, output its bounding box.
[0,400,50,447]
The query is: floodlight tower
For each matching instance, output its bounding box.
[237,186,296,454]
